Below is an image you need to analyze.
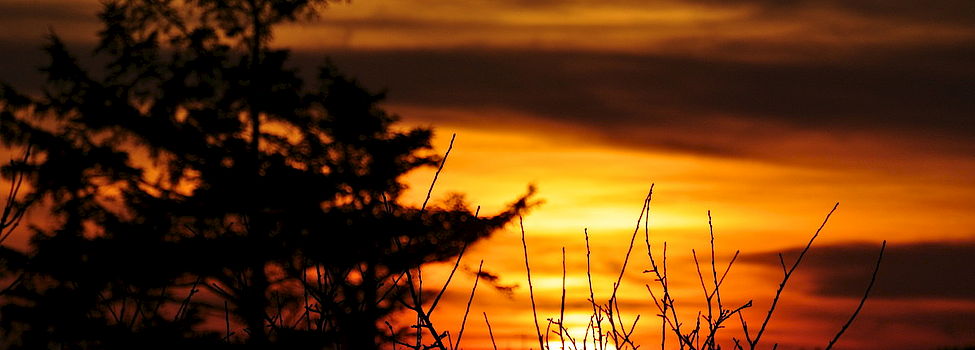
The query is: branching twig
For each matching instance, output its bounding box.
[749,203,839,349]
[611,184,654,299]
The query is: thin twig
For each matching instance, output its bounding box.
[454,260,483,350]
[585,228,603,350]
[611,184,654,299]
[708,211,723,350]
[421,133,455,212]
[484,312,499,350]
[716,250,741,291]
[750,203,839,349]
[224,300,233,343]
[561,247,567,350]
[520,216,545,350]
[175,276,203,321]
[824,240,886,350]
[1,144,33,245]
[427,241,470,315]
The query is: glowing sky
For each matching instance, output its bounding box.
[2,0,974,349]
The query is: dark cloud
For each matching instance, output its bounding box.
[761,300,975,350]
[0,1,98,23]
[320,48,974,129]
[701,0,975,25]
[5,39,974,164]
[0,39,97,93]
[310,47,975,162]
[438,0,975,22]
[401,0,975,26]
[4,2,975,165]
[850,309,975,349]
[463,265,519,298]
[739,241,975,300]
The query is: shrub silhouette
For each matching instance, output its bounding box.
[514,189,886,350]
[0,1,531,348]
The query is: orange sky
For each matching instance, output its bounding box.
[2,0,974,349]
[395,126,975,350]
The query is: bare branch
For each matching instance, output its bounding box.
[521,216,545,350]
[750,203,839,349]
[824,240,886,350]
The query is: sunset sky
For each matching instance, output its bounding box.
[1,0,974,349]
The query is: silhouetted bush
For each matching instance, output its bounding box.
[514,188,885,350]
[0,1,531,348]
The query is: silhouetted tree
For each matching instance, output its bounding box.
[0,1,531,349]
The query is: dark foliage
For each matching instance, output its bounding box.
[0,1,531,348]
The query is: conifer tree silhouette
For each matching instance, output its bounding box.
[0,1,531,348]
